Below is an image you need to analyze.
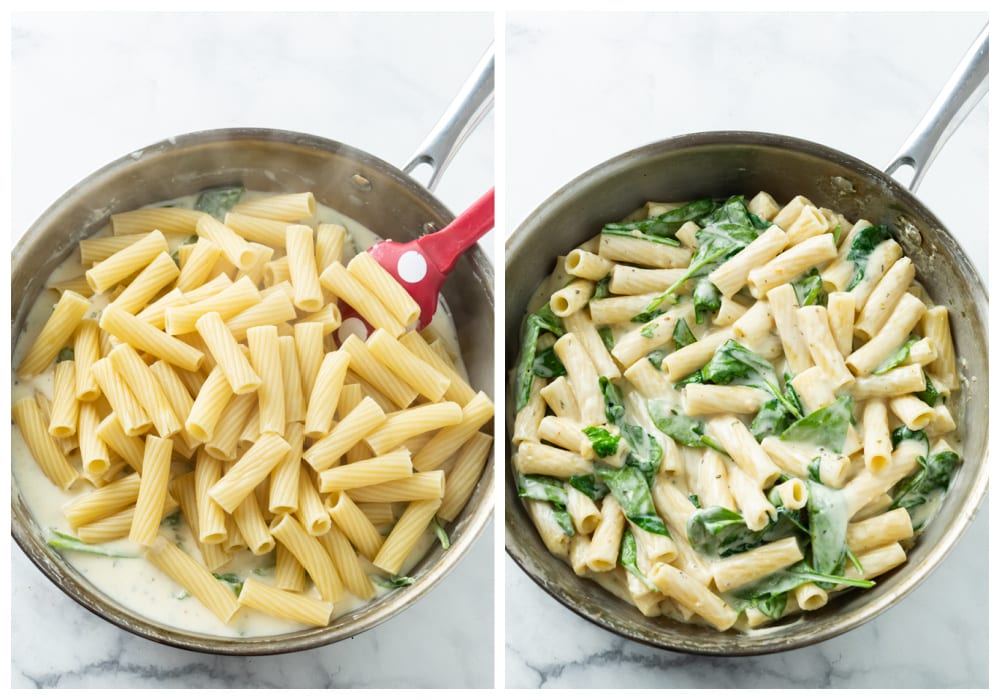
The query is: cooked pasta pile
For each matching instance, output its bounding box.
[512,192,961,630]
[14,189,494,629]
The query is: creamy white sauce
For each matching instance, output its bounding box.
[12,191,461,638]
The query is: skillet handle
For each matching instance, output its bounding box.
[886,24,988,192]
[403,44,494,192]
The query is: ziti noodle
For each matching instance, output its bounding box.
[13,187,493,637]
[512,192,961,631]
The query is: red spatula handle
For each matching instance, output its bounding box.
[417,188,494,276]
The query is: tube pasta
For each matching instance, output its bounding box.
[347,251,421,329]
[110,252,179,315]
[146,537,240,623]
[340,334,418,409]
[195,312,261,394]
[318,525,376,600]
[100,305,203,372]
[208,433,291,513]
[553,332,605,426]
[13,397,80,490]
[319,261,404,337]
[17,290,90,377]
[86,231,169,294]
[367,329,450,402]
[372,498,441,574]
[303,396,386,471]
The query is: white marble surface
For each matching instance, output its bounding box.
[505,12,987,688]
[11,12,494,689]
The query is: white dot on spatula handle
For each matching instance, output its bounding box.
[397,250,427,283]
[338,317,369,343]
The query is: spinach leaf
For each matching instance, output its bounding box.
[751,592,789,620]
[647,400,707,447]
[47,530,138,558]
[647,348,668,369]
[194,186,246,220]
[517,473,575,537]
[370,573,416,589]
[619,529,659,592]
[599,377,662,482]
[891,425,929,454]
[631,302,673,325]
[594,464,669,536]
[621,423,663,484]
[806,456,823,484]
[687,507,762,558]
[646,399,726,453]
[673,369,704,388]
[637,196,760,320]
[601,198,717,241]
[688,494,702,508]
[792,268,826,307]
[750,397,795,441]
[640,322,658,339]
[780,395,853,453]
[915,372,941,407]
[582,426,620,458]
[432,515,451,550]
[730,561,874,616]
[568,474,610,501]
[693,279,722,324]
[600,227,681,247]
[872,336,919,375]
[702,340,801,418]
[513,304,565,412]
[687,504,805,559]
[672,317,696,349]
[593,275,612,300]
[748,211,774,231]
[845,225,892,291]
[57,347,74,363]
[807,481,849,575]
[532,346,567,379]
[598,326,615,351]
[213,572,244,597]
[599,376,627,425]
[890,449,961,526]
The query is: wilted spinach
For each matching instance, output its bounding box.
[513,304,564,411]
[635,196,762,321]
[619,529,659,592]
[517,473,575,536]
[594,464,669,537]
[780,395,853,453]
[845,225,892,291]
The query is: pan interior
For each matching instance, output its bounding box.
[504,132,987,655]
[12,128,495,655]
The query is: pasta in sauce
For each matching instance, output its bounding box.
[12,188,494,637]
[512,192,961,630]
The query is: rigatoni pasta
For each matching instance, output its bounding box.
[513,192,961,631]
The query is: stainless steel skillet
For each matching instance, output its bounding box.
[505,28,987,655]
[11,46,494,656]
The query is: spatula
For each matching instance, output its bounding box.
[337,187,494,339]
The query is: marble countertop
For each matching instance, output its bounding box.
[505,12,988,689]
[11,12,494,689]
